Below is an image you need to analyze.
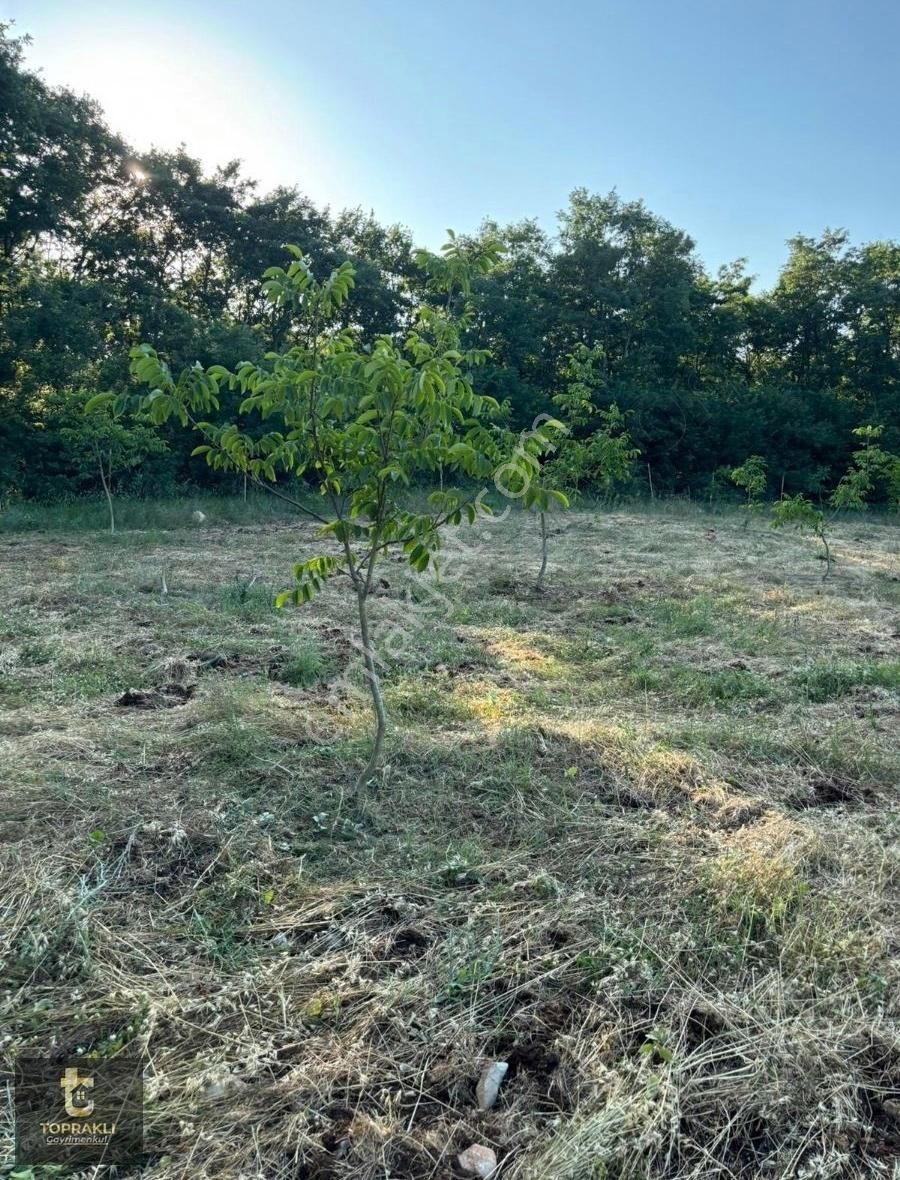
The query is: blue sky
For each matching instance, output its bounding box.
[10,0,899,287]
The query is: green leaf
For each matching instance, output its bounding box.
[84,392,116,414]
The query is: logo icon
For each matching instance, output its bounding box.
[16,1054,144,1165]
[60,1068,94,1118]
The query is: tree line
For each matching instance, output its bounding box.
[2,23,898,505]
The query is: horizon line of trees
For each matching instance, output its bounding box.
[2,23,898,506]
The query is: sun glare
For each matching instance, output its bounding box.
[25,23,329,196]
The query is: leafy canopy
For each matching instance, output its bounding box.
[730,455,768,506]
[92,237,508,602]
[67,391,168,480]
[498,345,638,520]
[770,494,826,539]
[539,344,639,504]
[830,425,900,512]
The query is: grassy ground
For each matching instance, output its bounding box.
[1,498,899,1179]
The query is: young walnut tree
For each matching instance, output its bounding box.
[67,393,168,534]
[770,494,833,578]
[512,344,637,590]
[830,426,899,513]
[729,454,768,525]
[91,239,509,791]
[769,425,899,580]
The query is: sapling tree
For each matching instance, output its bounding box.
[830,426,899,512]
[65,394,168,534]
[770,495,833,578]
[513,344,637,590]
[770,426,900,579]
[729,455,768,526]
[92,238,508,790]
[496,416,570,591]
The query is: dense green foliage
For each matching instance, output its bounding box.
[1,24,898,505]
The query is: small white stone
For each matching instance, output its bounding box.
[200,1074,246,1100]
[476,1060,508,1111]
[192,510,207,523]
[457,1143,497,1177]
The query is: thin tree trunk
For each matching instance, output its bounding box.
[96,445,115,535]
[536,511,549,591]
[647,463,655,500]
[820,532,832,580]
[355,584,386,793]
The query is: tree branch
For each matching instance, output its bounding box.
[249,475,331,525]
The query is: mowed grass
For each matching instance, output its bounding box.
[1,499,899,1178]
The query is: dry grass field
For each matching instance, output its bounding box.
[1,499,899,1179]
